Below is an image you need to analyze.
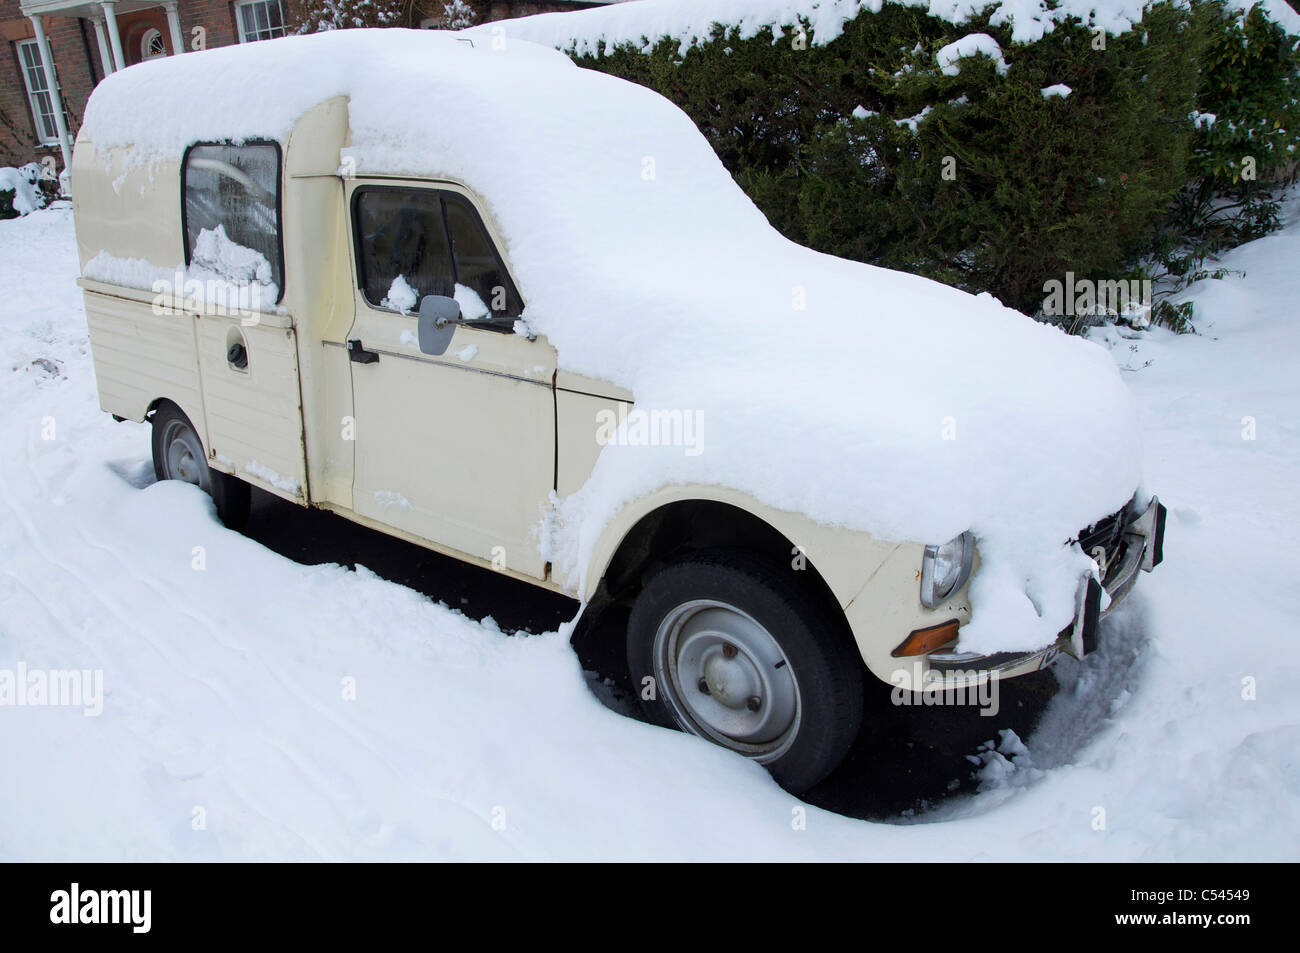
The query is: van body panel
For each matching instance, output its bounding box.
[564,483,901,609]
[82,289,206,438]
[195,314,307,502]
[72,138,183,272]
[346,306,557,581]
[282,99,355,509]
[555,371,633,403]
[555,388,624,501]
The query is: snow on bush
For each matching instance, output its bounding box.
[936,33,1008,76]
[292,0,403,33]
[0,163,54,218]
[440,0,477,30]
[472,0,1300,51]
[79,30,1145,653]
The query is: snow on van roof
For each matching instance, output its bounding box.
[79,28,1143,655]
[78,29,574,165]
[470,0,1300,50]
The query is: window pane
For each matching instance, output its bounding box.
[183,143,283,296]
[355,189,454,310]
[34,92,56,141]
[21,43,42,83]
[444,194,522,318]
[239,1,286,41]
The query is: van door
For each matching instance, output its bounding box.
[344,180,556,580]
[183,141,308,503]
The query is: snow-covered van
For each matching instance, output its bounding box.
[72,29,1165,792]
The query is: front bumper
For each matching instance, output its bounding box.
[927,495,1167,680]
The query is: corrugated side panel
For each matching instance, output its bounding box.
[83,290,206,436]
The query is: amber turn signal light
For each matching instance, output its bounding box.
[891,620,960,657]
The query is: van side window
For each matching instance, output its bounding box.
[443,194,524,319]
[353,188,454,311]
[182,142,283,298]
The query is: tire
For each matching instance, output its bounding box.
[150,402,251,531]
[627,549,863,793]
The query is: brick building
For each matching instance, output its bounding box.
[0,0,615,174]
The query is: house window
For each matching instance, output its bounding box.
[16,39,64,145]
[141,28,167,60]
[236,0,287,43]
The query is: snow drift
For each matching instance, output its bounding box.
[77,29,1143,652]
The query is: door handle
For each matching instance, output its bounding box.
[347,339,379,364]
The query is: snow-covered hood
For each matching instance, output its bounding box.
[79,29,1142,651]
[544,235,1143,655]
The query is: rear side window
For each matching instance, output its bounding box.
[352,186,523,320]
[182,142,283,299]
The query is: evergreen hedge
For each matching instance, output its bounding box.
[565,1,1300,324]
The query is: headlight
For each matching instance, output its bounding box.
[920,531,974,608]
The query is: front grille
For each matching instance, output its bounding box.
[1076,507,1127,582]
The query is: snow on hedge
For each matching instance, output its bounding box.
[80,29,1144,654]
[470,0,1300,49]
[936,33,1008,75]
[0,163,52,216]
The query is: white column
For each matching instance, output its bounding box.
[100,0,126,74]
[28,14,73,179]
[91,16,115,74]
[162,1,185,55]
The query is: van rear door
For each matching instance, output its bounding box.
[183,141,308,503]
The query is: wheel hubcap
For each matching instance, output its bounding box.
[654,600,801,763]
[161,420,210,492]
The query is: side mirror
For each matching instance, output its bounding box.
[417,295,460,356]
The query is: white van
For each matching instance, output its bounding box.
[72,29,1165,792]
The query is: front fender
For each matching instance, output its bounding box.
[569,483,900,608]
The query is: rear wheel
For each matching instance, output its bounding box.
[150,402,250,530]
[627,550,863,793]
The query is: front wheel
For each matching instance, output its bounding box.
[627,550,863,793]
[151,402,250,530]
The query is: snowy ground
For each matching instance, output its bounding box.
[1,198,1297,860]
